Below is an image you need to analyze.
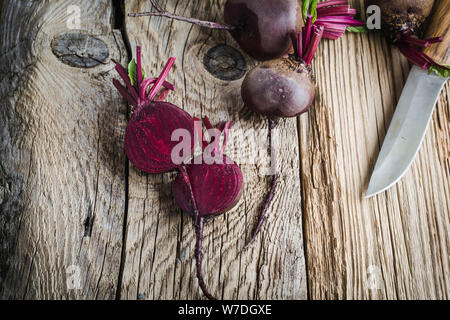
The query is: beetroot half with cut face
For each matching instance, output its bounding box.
[172,118,243,300]
[125,101,194,174]
[172,153,243,217]
[113,46,194,173]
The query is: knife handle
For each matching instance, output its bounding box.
[423,1,450,66]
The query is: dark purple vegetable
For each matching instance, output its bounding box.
[129,1,364,61]
[223,0,303,60]
[129,0,303,61]
[242,2,330,247]
[367,0,434,39]
[173,118,243,300]
[113,46,194,173]
[366,0,448,71]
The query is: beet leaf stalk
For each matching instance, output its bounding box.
[396,31,449,72]
[306,0,366,40]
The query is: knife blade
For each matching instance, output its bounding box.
[366,1,450,198]
[365,66,448,197]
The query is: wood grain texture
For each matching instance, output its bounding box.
[119,0,307,300]
[423,0,450,66]
[300,0,449,299]
[0,0,127,299]
[1,0,448,301]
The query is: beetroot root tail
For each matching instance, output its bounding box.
[245,118,278,249]
[195,216,217,300]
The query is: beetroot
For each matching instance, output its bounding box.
[242,0,363,246]
[130,1,364,61]
[173,118,243,300]
[113,47,194,173]
[366,0,449,73]
[223,0,303,60]
[130,0,303,61]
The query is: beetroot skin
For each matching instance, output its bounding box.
[366,0,448,72]
[242,58,316,118]
[224,0,303,61]
[366,0,434,38]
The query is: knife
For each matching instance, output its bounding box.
[366,1,449,198]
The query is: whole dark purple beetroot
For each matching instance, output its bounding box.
[224,0,303,61]
[241,23,325,248]
[241,58,315,118]
[366,0,448,71]
[366,0,434,40]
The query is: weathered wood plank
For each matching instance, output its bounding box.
[120,0,307,300]
[0,0,127,299]
[300,0,449,299]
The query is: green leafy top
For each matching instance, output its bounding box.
[347,26,369,33]
[128,58,146,86]
[429,65,450,78]
[302,0,318,23]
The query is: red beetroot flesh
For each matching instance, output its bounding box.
[125,101,194,174]
[224,0,303,61]
[172,154,243,217]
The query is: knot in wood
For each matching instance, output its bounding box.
[51,32,109,68]
[203,45,247,81]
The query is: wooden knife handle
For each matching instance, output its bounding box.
[423,0,450,66]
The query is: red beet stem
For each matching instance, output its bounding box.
[113,60,140,105]
[401,34,431,47]
[398,44,430,69]
[195,216,216,300]
[202,116,214,130]
[137,46,142,89]
[304,26,324,66]
[140,77,174,100]
[418,50,450,71]
[113,79,136,107]
[245,118,278,249]
[397,33,449,71]
[304,15,313,53]
[316,0,348,9]
[147,57,176,102]
[424,37,443,44]
[315,16,364,25]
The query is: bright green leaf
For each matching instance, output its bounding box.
[311,0,318,23]
[346,26,369,33]
[127,58,146,86]
[302,0,310,23]
[428,65,450,78]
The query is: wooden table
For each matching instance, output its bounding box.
[0,0,448,300]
